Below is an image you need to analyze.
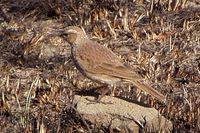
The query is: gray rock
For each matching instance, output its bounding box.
[74,95,172,132]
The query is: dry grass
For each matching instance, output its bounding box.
[0,0,200,132]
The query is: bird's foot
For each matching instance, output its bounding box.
[86,97,113,105]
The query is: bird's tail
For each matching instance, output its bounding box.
[131,80,165,101]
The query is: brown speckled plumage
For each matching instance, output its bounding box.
[61,26,165,101]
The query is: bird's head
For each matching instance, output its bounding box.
[60,26,87,45]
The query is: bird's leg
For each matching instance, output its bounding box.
[96,84,111,102]
[110,84,116,96]
[86,84,113,104]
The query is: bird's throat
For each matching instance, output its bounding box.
[67,33,77,44]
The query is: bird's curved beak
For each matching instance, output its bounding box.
[48,29,66,36]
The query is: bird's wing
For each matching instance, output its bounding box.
[75,40,142,80]
[75,40,165,101]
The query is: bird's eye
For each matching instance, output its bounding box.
[61,33,77,44]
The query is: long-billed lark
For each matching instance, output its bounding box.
[59,26,165,101]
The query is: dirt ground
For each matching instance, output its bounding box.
[0,0,200,132]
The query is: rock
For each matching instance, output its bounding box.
[73,95,172,132]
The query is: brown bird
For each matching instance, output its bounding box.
[59,26,165,101]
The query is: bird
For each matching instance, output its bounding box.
[58,26,165,101]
